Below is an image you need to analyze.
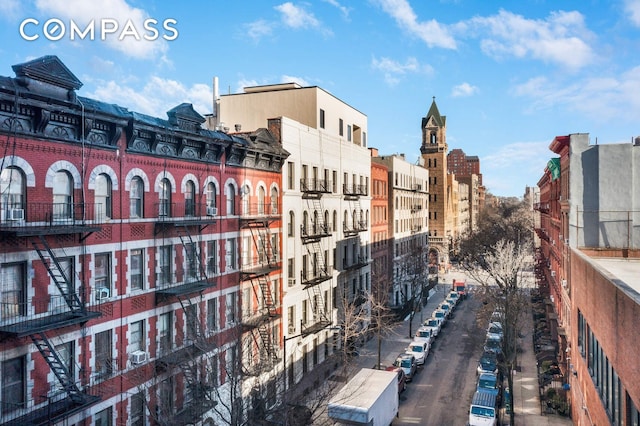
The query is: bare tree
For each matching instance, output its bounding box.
[396,241,430,338]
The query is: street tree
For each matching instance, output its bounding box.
[397,241,430,338]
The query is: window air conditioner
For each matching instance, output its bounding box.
[9,208,24,220]
[288,325,296,334]
[96,287,110,300]
[130,350,148,365]
[562,280,568,288]
[551,271,556,277]
[206,206,218,216]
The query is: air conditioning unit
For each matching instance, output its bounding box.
[9,208,24,220]
[551,271,556,277]
[288,325,296,334]
[565,239,570,245]
[130,350,148,365]
[562,279,568,288]
[288,278,296,287]
[96,287,110,300]
[206,206,217,216]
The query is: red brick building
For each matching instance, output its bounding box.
[0,56,288,425]
[369,148,391,303]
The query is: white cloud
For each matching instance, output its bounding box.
[275,2,333,36]
[513,66,640,123]
[451,82,478,97]
[371,0,456,49]
[244,19,274,42]
[371,56,433,86]
[86,77,212,118]
[281,74,310,86]
[0,0,21,19]
[464,9,595,70]
[624,0,640,26]
[34,0,171,60]
[323,0,351,20]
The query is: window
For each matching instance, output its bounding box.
[130,249,144,290]
[158,245,172,286]
[54,341,74,391]
[339,118,344,136]
[95,330,113,379]
[319,109,325,129]
[287,305,296,332]
[0,167,25,221]
[241,184,250,215]
[158,312,173,355]
[207,298,218,331]
[95,407,113,426]
[157,378,174,417]
[347,124,352,142]
[185,180,195,216]
[159,178,171,217]
[332,171,337,193]
[1,263,25,320]
[271,187,278,214]
[226,292,237,325]
[185,243,198,280]
[52,170,73,219]
[57,257,74,300]
[287,162,295,190]
[95,173,112,219]
[288,211,295,237]
[226,183,235,215]
[226,238,237,270]
[95,253,111,300]
[131,392,146,426]
[257,186,266,215]
[2,356,25,414]
[130,176,144,218]
[209,354,219,387]
[130,320,145,353]
[207,241,218,275]
[206,182,217,211]
[287,258,295,286]
[185,304,197,342]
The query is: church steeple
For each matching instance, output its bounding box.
[421,96,447,154]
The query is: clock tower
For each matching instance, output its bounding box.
[420,97,451,269]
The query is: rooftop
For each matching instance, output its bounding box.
[590,257,640,302]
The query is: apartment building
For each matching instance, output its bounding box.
[0,56,289,426]
[535,133,640,425]
[212,83,371,395]
[371,153,428,308]
[369,149,391,305]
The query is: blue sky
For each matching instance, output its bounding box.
[1,0,640,197]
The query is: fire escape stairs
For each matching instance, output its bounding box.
[32,236,83,313]
[176,224,211,286]
[30,332,87,404]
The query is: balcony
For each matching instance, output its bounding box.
[0,202,103,237]
[0,391,100,426]
[343,183,368,199]
[241,308,279,331]
[300,267,332,288]
[240,256,280,280]
[155,339,216,374]
[343,220,367,237]
[239,202,281,224]
[0,293,100,338]
[154,202,217,230]
[342,255,369,271]
[155,269,216,303]
[301,316,331,337]
[300,178,332,196]
[300,222,331,242]
[534,203,550,213]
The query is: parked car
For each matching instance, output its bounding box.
[447,291,460,305]
[415,326,434,344]
[406,340,430,365]
[477,372,502,404]
[394,353,417,381]
[432,309,447,325]
[477,351,499,376]
[483,335,503,356]
[423,317,442,337]
[386,365,407,393]
[486,322,503,341]
[439,302,452,318]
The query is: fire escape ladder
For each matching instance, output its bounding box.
[352,198,363,231]
[309,198,326,235]
[248,223,276,268]
[306,241,327,277]
[177,295,206,350]
[256,275,277,317]
[307,283,328,323]
[176,225,209,284]
[30,332,86,404]
[32,236,83,313]
[257,323,278,363]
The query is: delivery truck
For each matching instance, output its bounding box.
[327,368,399,426]
[453,278,467,299]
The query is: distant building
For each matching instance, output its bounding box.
[369,148,392,305]
[535,133,640,426]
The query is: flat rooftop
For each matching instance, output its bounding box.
[590,257,640,302]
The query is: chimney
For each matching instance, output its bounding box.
[212,76,219,117]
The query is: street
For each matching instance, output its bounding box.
[353,280,485,425]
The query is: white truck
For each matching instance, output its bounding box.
[328,368,399,426]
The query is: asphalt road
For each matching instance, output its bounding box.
[396,294,485,425]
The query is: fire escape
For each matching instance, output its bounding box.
[299,177,332,335]
[153,200,218,424]
[0,202,102,426]
[342,180,369,307]
[240,199,281,375]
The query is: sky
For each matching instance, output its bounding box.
[1,0,640,197]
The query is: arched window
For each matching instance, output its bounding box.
[288,211,295,237]
[270,187,278,214]
[324,210,330,232]
[185,180,195,216]
[226,183,235,215]
[303,211,309,235]
[159,178,171,217]
[206,182,217,208]
[430,132,437,144]
[258,186,265,215]
[95,173,112,219]
[0,167,25,221]
[333,210,337,232]
[130,176,144,218]
[241,184,250,215]
[53,170,73,219]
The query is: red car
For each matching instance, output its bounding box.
[386,366,407,393]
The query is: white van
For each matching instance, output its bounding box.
[468,390,498,426]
